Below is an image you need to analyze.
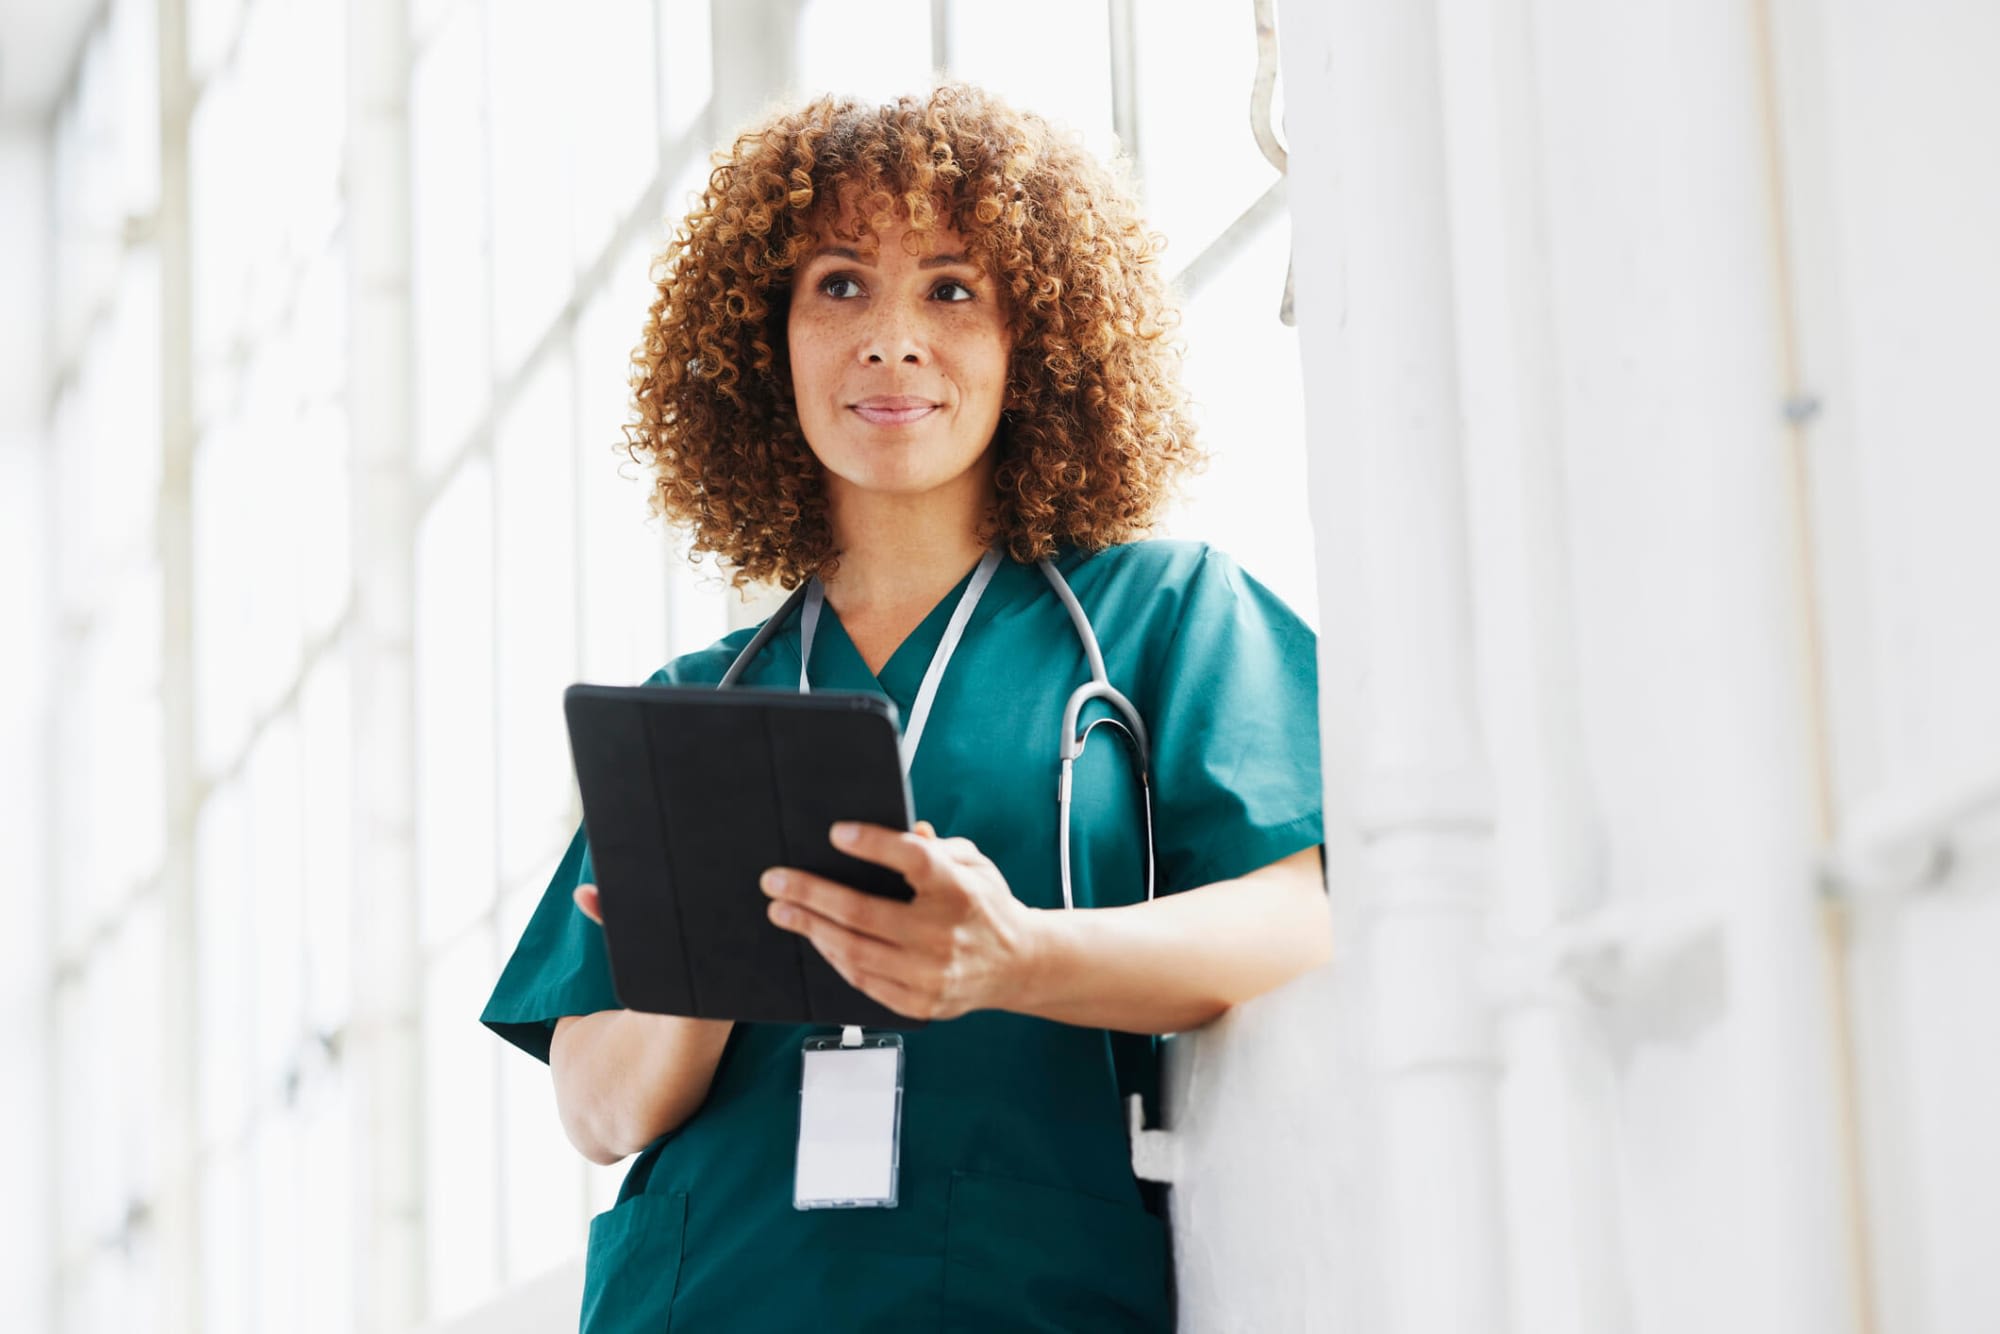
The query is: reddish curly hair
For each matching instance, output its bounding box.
[624,82,1202,590]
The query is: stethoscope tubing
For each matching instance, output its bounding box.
[719,555,1157,910]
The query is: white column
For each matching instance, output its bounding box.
[347,0,423,1328]
[156,0,202,1329]
[711,0,800,633]
[1661,4,1857,1327]
[1430,3,1631,1332]
[1282,2,1510,1331]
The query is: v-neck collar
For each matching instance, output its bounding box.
[796,553,1038,713]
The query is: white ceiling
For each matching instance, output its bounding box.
[0,0,100,127]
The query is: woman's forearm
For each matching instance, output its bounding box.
[550,1010,734,1165]
[1012,846,1330,1035]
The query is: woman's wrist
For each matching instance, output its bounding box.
[1005,902,1068,1017]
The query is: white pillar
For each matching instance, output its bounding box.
[1430,3,1632,1331]
[1282,2,1510,1331]
[347,0,423,1327]
[156,0,202,1329]
[1657,5,1857,1326]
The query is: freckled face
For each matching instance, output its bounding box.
[786,216,1013,501]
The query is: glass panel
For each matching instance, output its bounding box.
[91,568,166,901]
[229,0,346,339]
[77,959,121,1245]
[240,336,308,713]
[412,0,492,472]
[488,4,574,375]
[414,0,461,48]
[1131,1,1283,266]
[299,651,353,1034]
[65,1250,126,1334]
[424,924,502,1320]
[495,881,542,961]
[53,677,94,958]
[200,1142,252,1334]
[247,714,306,1104]
[193,414,255,773]
[416,456,497,947]
[54,251,160,617]
[93,251,164,587]
[51,28,123,362]
[569,0,657,272]
[109,0,161,217]
[197,778,254,1150]
[576,261,670,686]
[49,95,86,359]
[112,894,167,1216]
[502,1018,587,1280]
[658,0,713,145]
[52,977,91,1259]
[49,385,89,622]
[189,0,246,83]
[297,1073,355,1334]
[189,60,248,428]
[297,401,353,644]
[1167,211,1317,624]
[495,357,579,889]
[295,243,353,644]
[797,0,935,105]
[120,1211,163,1334]
[945,0,1117,162]
[250,1116,303,1334]
[587,1158,627,1217]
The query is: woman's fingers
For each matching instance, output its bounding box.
[762,869,900,943]
[781,909,947,1020]
[829,821,950,887]
[572,883,604,925]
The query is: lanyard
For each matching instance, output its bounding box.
[798,548,1002,775]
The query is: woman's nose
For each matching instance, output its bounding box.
[861,300,927,366]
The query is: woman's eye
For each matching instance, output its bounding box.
[820,276,863,299]
[932,280,974,302]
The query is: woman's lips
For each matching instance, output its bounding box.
[850,397,939,426]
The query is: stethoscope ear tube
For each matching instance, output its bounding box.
[719,581,814,688]
[721,557,1158,913]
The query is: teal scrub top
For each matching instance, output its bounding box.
[481,539,1324,1333]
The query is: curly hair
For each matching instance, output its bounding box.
[623,82,1202,590]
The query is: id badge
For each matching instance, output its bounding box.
[794,1029,904,1210]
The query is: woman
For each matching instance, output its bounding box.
[482,83,1330,1331]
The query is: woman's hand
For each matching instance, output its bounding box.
[760,820,1042,1021]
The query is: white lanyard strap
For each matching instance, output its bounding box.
[798,549,1002,775]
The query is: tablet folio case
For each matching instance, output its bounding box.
[563,683,925,1030]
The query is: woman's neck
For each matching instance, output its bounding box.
[820,461,996,618]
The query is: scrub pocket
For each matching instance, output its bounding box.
[943,1170,1171,1332]
[579,1190,688,1334]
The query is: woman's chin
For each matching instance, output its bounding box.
[822,456,986,502]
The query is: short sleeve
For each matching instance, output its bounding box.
[1145,548,1323,895]
[479,665,695,1065]
[479,823,620,1064]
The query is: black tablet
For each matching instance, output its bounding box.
[562,682,924,1029]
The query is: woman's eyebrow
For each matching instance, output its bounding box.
[802,245,973,270]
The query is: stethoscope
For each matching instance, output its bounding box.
[717,550,1156,910]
